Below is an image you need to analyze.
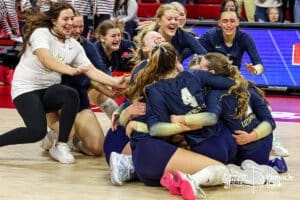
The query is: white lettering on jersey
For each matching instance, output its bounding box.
[181,87,198,108]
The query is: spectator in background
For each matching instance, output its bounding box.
[255,0,283,22]
[93,0,115,31]
[0,0,22,39]
[165,0,188,6]
[170,1,187,28]
[112,0,139,40]
[267,7,280,22]
[221,0,247,21]
[282,0,294,22]
[65,0,93,37]
[294,0,300,22]
[234,0,256,21]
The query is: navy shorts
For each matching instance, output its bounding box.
[191,126,237,164]
[103,126,130,164]
[132,134,177,186]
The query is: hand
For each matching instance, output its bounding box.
[245,63,257,75]
[125,121,138,138]
[233,130,256,145]
[170,114,185,123]
[111,111,120,132]
[113,75,130,89]
[124,96,146,120]
[180,123,202,132]
[70,66,89,76]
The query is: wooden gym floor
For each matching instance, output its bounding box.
[0,95,300,199]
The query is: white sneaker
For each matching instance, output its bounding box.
[272,137,289,157]
[49,142,75,164]
[109,152,135,185]
[225,164,266,186]
[199,165,230,186]
[241,160,281,185]
[40,129,57,151]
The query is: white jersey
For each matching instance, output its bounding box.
[11,28,91,99]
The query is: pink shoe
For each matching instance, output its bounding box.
[160,172,181,195]
[174,171,206,200]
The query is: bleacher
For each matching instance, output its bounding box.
[138,0,232,20]
[137,0,291,22]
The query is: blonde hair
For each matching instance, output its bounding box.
[188,54,202,68]
[126,42,178,102]
[203,53,249,119]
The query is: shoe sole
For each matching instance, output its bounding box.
[160,172,181,195]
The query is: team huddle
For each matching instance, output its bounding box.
[0,1,289,200]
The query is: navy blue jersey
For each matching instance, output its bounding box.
[94,39,136,73]
[130,60,148,84]
[199,27,262,69]
[205,87,276,133]
[61,36,108,111]
[154,28,207,61]
[142,70,234,145]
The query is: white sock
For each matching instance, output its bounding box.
[98,98,118,119]
[191,165,228,186]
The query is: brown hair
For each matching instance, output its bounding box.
[20,1,75,55]
[203,53,249,119]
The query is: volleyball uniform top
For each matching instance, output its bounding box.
[157,28,207,61]
[133,70,234,145]
[61,36,107,111]
[205,87,276,146]
[93,39,136,74]
[199,27,262,69]
[12,28,91,99]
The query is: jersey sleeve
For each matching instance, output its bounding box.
[243,33,262,66]
[205,90,223,119]
[249,87,276,130]
[192,70,234,89]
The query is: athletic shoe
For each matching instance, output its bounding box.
[199,165,230,186]
[226,164,266,186]
[109,152,135,186]
[40,129,57,151]
[160,172,181,195]
[272,137,289,157]
[268,157,288,173]
[49,142,75,164]
[173,171,206,200]
[241,159,281,185]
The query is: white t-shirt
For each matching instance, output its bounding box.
[11,27,91,99]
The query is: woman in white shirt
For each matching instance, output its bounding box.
[0,2,125,164]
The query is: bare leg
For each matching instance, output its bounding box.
[74,109,105,156]
[164,148,223,174]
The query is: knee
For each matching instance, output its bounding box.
[30,127,47,142]
[84,138,104,156]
